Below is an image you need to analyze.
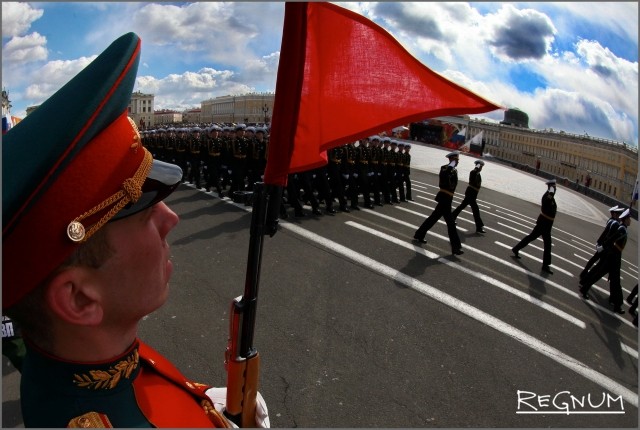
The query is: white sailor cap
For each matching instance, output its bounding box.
[619,208,631,219]
[474,160,485,166]
[546,179,557,186]
[446,151,460,158]
[609,205,619,212]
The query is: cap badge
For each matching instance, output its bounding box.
[67,221,86,242]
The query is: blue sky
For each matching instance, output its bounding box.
[2,2,638,146]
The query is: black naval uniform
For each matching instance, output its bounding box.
[414,161,462,254]
[451,165,484,232]
[579,214,620,279]
[580,220,629,312]
[512,188,557,270]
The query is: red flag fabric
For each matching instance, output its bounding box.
[264,2,501,186]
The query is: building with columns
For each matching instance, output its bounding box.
[129,91,154,129]
[443,109,638,202]
[200,93,274,124]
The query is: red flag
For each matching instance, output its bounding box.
[264,2,501,186]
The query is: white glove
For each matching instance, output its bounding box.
[596,245,604,253]
[205,387,270,428]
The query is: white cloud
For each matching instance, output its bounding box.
[1,2,43,37]
[546,2,638,47]
[3,32,48,63]
[22,56,96,103]
[483,4,557,62]
[135,68,255,111]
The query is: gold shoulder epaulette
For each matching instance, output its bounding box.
[67,412,113,428]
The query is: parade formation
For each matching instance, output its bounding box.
[141,125,415,217]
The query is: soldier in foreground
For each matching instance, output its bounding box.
[413,151,463,255]
[579,209,632,314]
[2,32,267,428]
[511,179,557,274]
[452,160,486,234]
[579,205,624,279]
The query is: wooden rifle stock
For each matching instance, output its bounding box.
[225,182,281,427]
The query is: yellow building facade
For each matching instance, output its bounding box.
[201,93,274,124]
[475,120,637,201]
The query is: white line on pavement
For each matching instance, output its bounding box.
[280,220,638,408]
[346,220,585,328]
[621,342,638,359]
[362,207,636,329]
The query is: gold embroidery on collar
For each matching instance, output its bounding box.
[73,349,139,390]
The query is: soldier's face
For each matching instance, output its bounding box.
[95,202,179,324]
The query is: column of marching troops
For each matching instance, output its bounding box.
[141,123,638,326]
[141,123,414,217]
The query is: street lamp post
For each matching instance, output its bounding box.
[262,103,269,125]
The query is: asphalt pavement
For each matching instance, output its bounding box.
[2,143,638,427]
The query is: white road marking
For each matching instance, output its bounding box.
[621,342,638,359]
[346,221,585,328]
[280,221,638,408]
[362,207,636,329]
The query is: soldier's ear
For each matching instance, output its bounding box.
[45,267,104,327]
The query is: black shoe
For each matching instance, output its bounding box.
[340,206,350,213]
[476,228,486,234]
[453,249,464,255]
[613,307,626,315]
[511,248,521,259]
[365,204,374,209]
[579,286,590,300]
[627,296,635,305]
[376,202,383,207]
[295,210,305,217]
[400,199,407,203]
[350,205,360,211]
[326,207,337,214]
[541,266,554,275]
[413,235,427,244]
[312,208,322,216]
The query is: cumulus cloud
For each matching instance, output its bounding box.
[1,2,43,37]
[576,39,638,85]
[135,68,255,111]
[485,4,556,61]
[374,2,448,42]
[16,56,96,106]
[532,89,635,143]
[3,32,48,63]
